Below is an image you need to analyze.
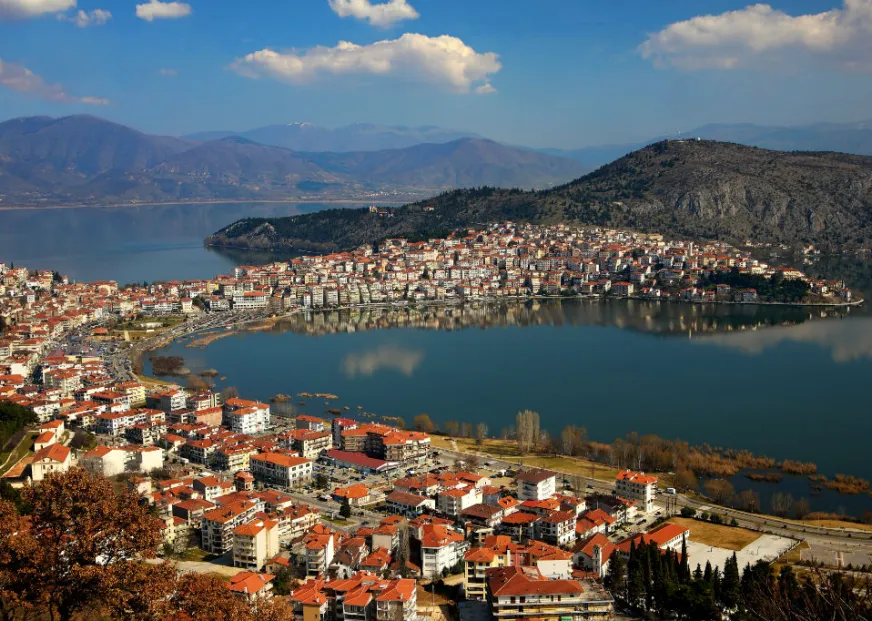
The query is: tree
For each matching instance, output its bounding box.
[770,492,794,517]
[314,472,329,490]
[605,550,626,596]
[703,479,735,505]
[443,421,460,437]
[395,521,410,578]
[559,425,588,456]
[794,497,811,520]
[413,414,436,434]
[187,374,210,392]
[679,506,696,518]
[674,467,698,492]
[221,385,240,401]
[474,422,488,446]
[738,489,760,513]
[0,468,163,621]
[515,409,540,455]
[461,422,473,438]
[721,553,741,609]
[339,503,352,519]
[169,572,252,621]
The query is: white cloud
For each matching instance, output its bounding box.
[231,33,501,93]
[640,0,872,70]
[0,0,75,19]
[158,68,178,76]
[57,8,110,27]
[328,0,418,27]
[135,0,191,22]
[0,57,108,104]
[474,82,496,94]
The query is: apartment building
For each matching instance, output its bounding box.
[232,518,280,570]
[223,398,270,435]
[516,469,557,501]
[614,470,658,513]
[420,524,468,579]
[536,510,577,548]
[80,445,163,476]
[250,452,313,488]
[201,499,264,554]
[438,486,482,517]
[281,428,333,460]
[386,490,435,518]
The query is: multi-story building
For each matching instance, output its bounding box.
[80,445,163,476]
[232,518,280,570]
[420,524,468,579]
[201,499,264,554]
[250,452,313,488]
[223,398,270,435]
[536,510,576,548]
[614,470,658,513]
[95,410,146,436]
[516,469,557,501]
[281,428,333,460]
[438,486,482,517]
[485,565,614,621]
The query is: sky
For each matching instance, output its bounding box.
[2,0,872,148]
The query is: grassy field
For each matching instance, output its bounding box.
[668,517,761,551]
[802,519,872,531]
[0,432,36,476]
[431,434,663,485]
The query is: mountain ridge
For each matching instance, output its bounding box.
[206,139,872,253]
[0,116,585,207]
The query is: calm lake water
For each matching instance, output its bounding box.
[148,297,872,516]
[0,202,359,284]
[3,203,872,516]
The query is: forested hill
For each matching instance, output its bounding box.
[206,140,872,253]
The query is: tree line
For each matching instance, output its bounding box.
[606,539,872,620]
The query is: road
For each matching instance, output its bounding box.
[105,309,271,384]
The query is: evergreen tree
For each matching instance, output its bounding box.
[703,560,713,585]
[722,553,741,609]
[605,551,627,597]
[693,563,703,581]
[679,537,690,583]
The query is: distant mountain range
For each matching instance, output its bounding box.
[182,123,484,153]
[207,140,872,253]
[0,116,586,207]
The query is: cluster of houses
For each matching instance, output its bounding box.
[0,253,715,621]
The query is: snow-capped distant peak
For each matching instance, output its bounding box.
[287,122,312,128]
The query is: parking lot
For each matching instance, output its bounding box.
[687,534,796,572]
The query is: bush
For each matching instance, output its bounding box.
[680,507,697,518]
[710,513,723,525]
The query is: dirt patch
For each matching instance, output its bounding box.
[668,517,761,551]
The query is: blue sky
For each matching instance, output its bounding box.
[1,0,871,148]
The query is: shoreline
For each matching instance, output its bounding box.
[0,198,411,212]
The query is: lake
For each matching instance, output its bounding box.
[3,203,871,516]
[0,202,360,284]
[148,298,872,516]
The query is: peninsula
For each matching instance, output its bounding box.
[206,139,872,253]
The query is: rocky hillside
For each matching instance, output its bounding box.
[207,140,872,253]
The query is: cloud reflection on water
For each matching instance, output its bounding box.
[694,317,872,363]
[342,344,425,378]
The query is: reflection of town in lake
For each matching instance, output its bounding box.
[262,298,853,340]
